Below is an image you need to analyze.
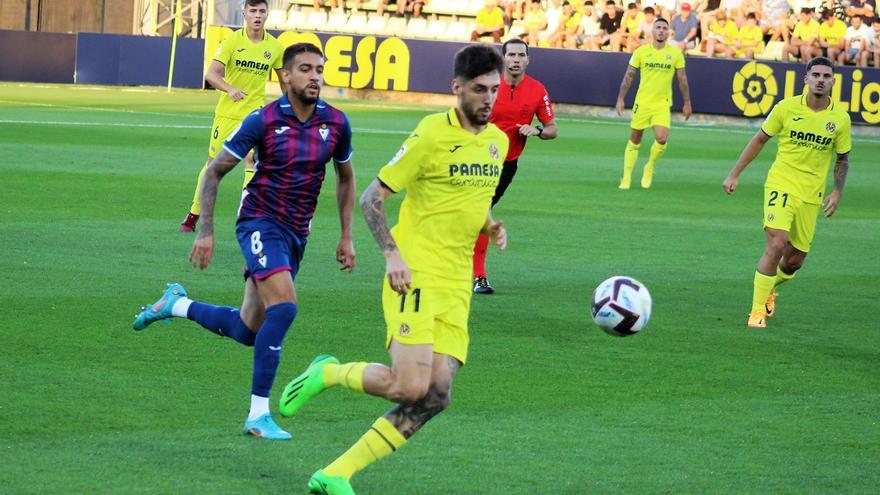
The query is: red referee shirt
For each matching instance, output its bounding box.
[490,74,554,161]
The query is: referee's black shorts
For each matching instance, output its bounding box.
[491,159,518,207]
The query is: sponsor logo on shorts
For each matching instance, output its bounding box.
[258,253,267,268]
[399,323,410,336]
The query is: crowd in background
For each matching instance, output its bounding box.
[305,0,880,65]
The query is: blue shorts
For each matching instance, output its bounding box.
[236,218,306,281]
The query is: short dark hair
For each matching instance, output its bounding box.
[644,6,655,14]
[746,12,757,20]
[806,56,834,72]
[454,45,503,82]
[502,38,529,56]
[800,7,814,14]
[627,2,637,9]
[606,0,616,6]
[654,16,668,25]
[283,43,323,68]
[244,0,268,7]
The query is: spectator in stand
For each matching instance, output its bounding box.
[817,8,847,60]
[873,19,880,66]
[704,9,739,57]
[538,0,565,46]
[577,1,605,49]
[697,0,724,44]
[645,0,679,20]
[761,0,792,42]
[471,0,506,42]
[783,8,821,62]
[501,0,530,22]
[549,1,584,47]
[376,0,423,17]
[522,0,549,46]
[621,2,645,51]
[845,0,876,25]
[670,3,700,51]
[633,7,659,49]
[597,0,625,50]
[735,12,764,58]
[839,14,873,66]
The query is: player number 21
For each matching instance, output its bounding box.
[399,288,421,313]
[768,191,788,207]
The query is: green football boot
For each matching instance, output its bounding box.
[308,470,355,495]
[279,354,339,417]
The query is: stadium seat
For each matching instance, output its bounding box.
[324,10,349,32]
[424,19,449,39]
[466,0,483,14]
[443,20,468,41]
[427,0,452,15]
[342,12,368,33]
[363,13,388,35]
[302,10,328,31]
[449,0,470,15]
[286,9,308,30]
[404,17,429,38]
[267,9,287,29]
[381,16,408,37]
[504,21,525,41]
[756,41,785,61]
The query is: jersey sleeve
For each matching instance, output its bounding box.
[628,48,641,69]
[835,114,852,155]
[223,110,262,160]
[271,41,284,70]
[536,84,555,124]
[674,48,686,69]
[760,102,785,136]
[213,33,235,65]
[377,122,430,193]
[333,115,354,164]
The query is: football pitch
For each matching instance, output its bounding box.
[1,82,878,494]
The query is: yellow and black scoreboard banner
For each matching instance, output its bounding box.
[206,26,880,125]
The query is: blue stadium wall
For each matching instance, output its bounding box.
[1,29,878,125]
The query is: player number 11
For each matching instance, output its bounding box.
[399,288,421,313]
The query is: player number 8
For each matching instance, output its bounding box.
[250,231,263,254]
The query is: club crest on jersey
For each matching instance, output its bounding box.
[825,121,836,134]
[319,123,329,142]
[489,143,499,160]
[399,323,410,336]
[263,50,272,60]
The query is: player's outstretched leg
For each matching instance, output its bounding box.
[641,142,667,189]
[133,283,187,330]
[244,412,291,440]
[620,140,640,189]
[279,354,341,417]
[181,161,209,232]
[308,470,355,495]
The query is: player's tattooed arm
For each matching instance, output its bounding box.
[616,66,638,115]
[676,68,693,119]
[360,179,398,253]
[833,152,849,193]
[384,357,460,438]
[198,150,240,237]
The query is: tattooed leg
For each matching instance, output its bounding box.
[384,354,461,439]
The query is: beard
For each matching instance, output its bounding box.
[462,101,491,127]
[293,86,320,105]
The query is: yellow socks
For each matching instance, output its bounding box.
[751,271,776,313]
[190,161,211,216]
[323,417,407,479]
[774,266,795,288]
[641,142,666,189]
[621,140,640,189]
[323,362,368,394]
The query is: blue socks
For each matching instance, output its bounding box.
[187,302,256,346]
[252,302,298,397]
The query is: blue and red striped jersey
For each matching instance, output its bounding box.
[224,94,353,237]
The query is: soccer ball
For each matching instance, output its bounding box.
[591,276,652,337]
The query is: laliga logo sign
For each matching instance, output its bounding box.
[731,62,777,117]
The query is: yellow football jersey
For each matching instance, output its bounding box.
[212,29,284,120]
[378,109,509,287]
[761,95,852,204]
[819,18,846,46]
[738,24,764,48]
[630,43,686,108]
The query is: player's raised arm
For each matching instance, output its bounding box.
[675,68,692,120]
[360,179,410,294]
[334,159,356,272]
[190,149,240,269]
[722,130,772,195]
[616,65,638,116]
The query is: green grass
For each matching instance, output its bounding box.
[1,82,878,494]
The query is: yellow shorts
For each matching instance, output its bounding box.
[382,274,471,365]
[631,104,671,130]
[208,115,244,158]
[763,187,820,253]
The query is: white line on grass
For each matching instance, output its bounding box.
[0,118,409,135]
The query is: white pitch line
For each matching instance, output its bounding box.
[0,118,410,135]
[0,99,208,119]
